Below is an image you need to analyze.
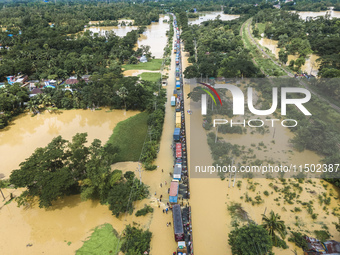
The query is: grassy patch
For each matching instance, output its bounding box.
[256,23,266,35]
[138,72,161,82]
[242,19,286,76]
[123,59,163,71]
[76,224,120,255]
[107,112,149,162]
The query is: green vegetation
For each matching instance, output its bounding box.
[228,223,273,255]
[76,224,120,255]
[76,223,151,255]
[179,9,262,79]
[9,133,149,217]
[262,211,288,249]
[123,59,163,71]
[314,230,331,242]
[243,19,285,76]
[138,72,161,82]
[288,231,308,250]
[121,225,152,255]
[135,205,154,217]
[107,112,149,162]
[253,9,340,77]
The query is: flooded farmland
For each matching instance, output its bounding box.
[86,15,169,58]
[181,49,340,254]
[188,11,239,25]
[258,37,320,76]
[0,109,139,178]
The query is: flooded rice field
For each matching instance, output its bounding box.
[182,49,340,254]
[294,9,340,20]
[0,162,152,255]
[86,15,169,58]
[0,109,138,178]
[188,11,239,25]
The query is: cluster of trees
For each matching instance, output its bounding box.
[228,210,287,254]
[0,2,161,32]
[121,225,152,255]
[0,26,143,80]
[253,9,340,76]
[0,74,163,129]
[179,11,262,79]
[9,133,149,217]
[0,83,29,128]
[140,87,167,170]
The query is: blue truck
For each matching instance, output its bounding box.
[173,128,180,141]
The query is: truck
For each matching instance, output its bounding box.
[177,241,187,255]
[169,180,179,204]
[176,112,181,128]
[174,47,177,54]
[175,142,182,158]
[176,58,179,65]
[171,96,176,106]
[173,204,184,241]
[173,163,182,181]
[173,128,180,141]
[176,81,181,90]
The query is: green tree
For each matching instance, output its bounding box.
[120,225,152,255]
[9,136,77,208]
[228,223,273,255]
[279,49,288,64]
[262,211,287,246]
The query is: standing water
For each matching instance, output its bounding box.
[86,15,169,58]
[188,11,239,25]
[0,109,138,178]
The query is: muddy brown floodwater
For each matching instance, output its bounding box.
[86,15,169,58]
[0,162,154,255]
[258,37,320,76]
[0,109,139,178]
[293,9,340,20]
[188,11,239,25]
[181,47,340,255]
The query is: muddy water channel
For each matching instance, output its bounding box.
[86,15,169,58]
[188,11,239,25]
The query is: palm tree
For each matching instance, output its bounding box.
[262,210,286,246]
[116,86,128,109]
[27,100,38,114]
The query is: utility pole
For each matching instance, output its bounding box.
[136,162,142,184]
[0,189,5,200]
